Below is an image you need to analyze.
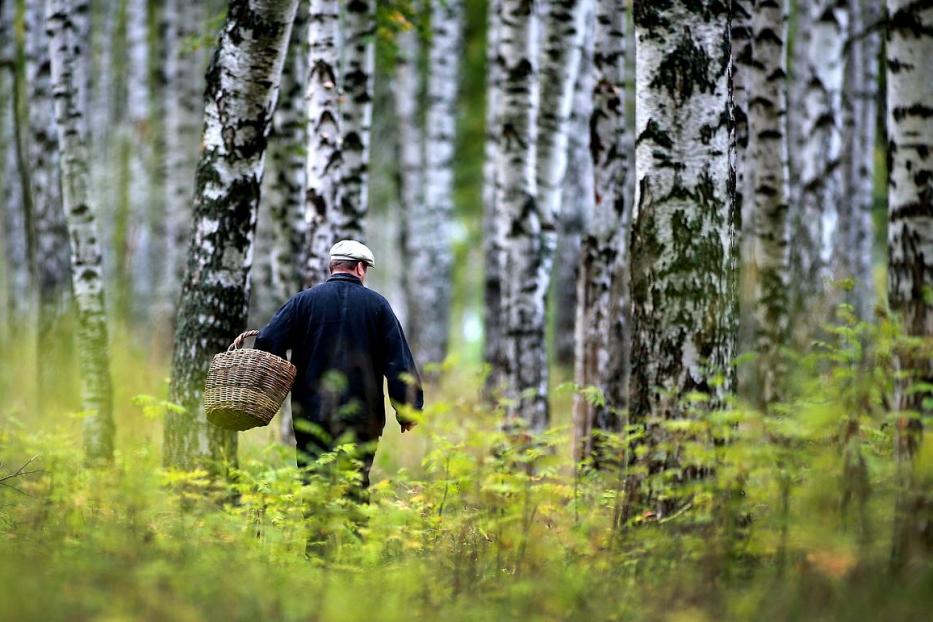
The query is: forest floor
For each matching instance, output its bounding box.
[0,317,931,621]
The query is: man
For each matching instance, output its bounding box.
[255,240,423,489]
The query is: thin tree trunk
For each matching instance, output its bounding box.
[496,0,545,430]
[839,0,879,322]
[336,0,374,241]
[164,0,299,471]
[790,0,849,332]
[47,0,115,463]
[629,0,736,512]
[268,2,308,303]
[161,0,207,325]
[407,0,463,367]
[303,0,342,287]
[394,21,423,344]
[482,0,504,395]
[573,0,628,464]
[886,0,933,571]
[746,0,791,405]
[554,2,594,368]
[27,0,71,406]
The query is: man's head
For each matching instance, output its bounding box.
[329,240,375,283]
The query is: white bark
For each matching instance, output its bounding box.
[573,0,628,464]
[406,0,463,366]
[48,0,115,463]
[886,0,933,568]
[394,23,423,344]
[268,3,307,302]
[336,0,375,241]
[630,0,736,426]
[165,0,299,471]
[791,0,849,325]
[27,0,71,401]
[303,0,342,287]
[161,0,207,321]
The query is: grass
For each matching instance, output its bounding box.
[0,308,931,621]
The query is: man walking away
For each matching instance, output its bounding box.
[255,240,424,490]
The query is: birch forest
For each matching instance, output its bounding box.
[0,1,931,619]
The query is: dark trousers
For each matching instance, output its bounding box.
[292,402,381,491]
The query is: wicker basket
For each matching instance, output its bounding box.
[204,330,297,431]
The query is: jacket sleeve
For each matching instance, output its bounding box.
[254,296,299,359]
[380,303,424,421]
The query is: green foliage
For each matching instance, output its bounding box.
[0,312,932,621]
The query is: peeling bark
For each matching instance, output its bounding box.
[48,0,115,463]
[164,0,299,471]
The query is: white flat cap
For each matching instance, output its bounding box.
[329,239,375,268]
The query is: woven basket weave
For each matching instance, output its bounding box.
[204,330,297,431]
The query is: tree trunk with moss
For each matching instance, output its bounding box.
[164,0,299,471]
[886,0,933,570]
[629,0,736,509]
[573,0,628,464]
[48,0,115,463]
[303,0,341,287]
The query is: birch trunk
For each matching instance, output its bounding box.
[407,0,463,366]
[629,0,736,497]
[496,0,545,430]
[47,0,115,463]
[125,0,155,319]
[164,0,299,471]
[267,2,307,303]
[790,0,849,330]
[886,0,933,570]
[336,0,374,241]
[745,0,791,404]
[161,0,207,323]
[394,23,423,345]
[573,0,628,464]
[482,0,504,394]
[303,0,341,287]
[839,0,879,322]
[27,0,71,403]
[554,3,594,367]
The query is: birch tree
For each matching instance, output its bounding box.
[161,0,207,321]
[26,0,71,403]
[746,0,791,404]
[886,0,933,569]
[267,2,308,303]
[554,4,594,366]
[483,0,504,394]
[48,0,115,462]
[406,0,463,366]
[573,0,628,463]
[790,1,849,328]
[629,0,736,491]
[394,20,423,343]
[839,0,880,321]
[336,0,375,241]
[164,0,299,471]
[303,0,341,287]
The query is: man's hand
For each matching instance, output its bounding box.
[400,420,417,433]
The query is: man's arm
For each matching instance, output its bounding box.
[254,296,299,359]
[380,303,424,430]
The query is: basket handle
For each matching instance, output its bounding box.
[228,329,260,352]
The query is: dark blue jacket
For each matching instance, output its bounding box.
[254,273,423,433]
